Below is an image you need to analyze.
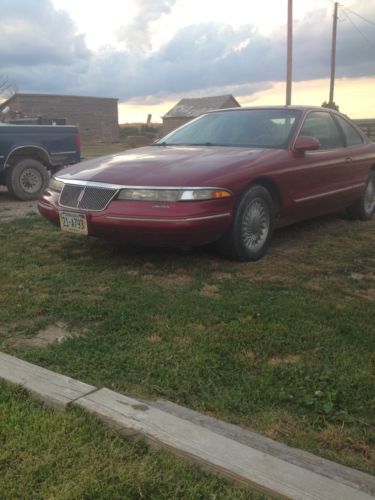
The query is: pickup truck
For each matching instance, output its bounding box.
[0,124,80,200]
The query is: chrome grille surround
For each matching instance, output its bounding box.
[59,184,118,211]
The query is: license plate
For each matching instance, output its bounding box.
[59,212,88,235]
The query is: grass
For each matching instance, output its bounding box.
[0,212,374,478]
[81,143,129,159]
[0,381,262,499]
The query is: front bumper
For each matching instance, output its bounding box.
[38,189,233,247]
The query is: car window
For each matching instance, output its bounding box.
[299,112,344,150]
[335,115,364,146]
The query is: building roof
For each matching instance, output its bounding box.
[163,94,240,118]
[0,92,118,111]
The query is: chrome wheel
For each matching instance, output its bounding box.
[20,168,43,194]
[217,185,274,261]
[364,176,375,216]
[241,198,270,253]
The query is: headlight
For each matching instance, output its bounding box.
[118,189,180,202]
[49,177,64,192]
[117,188,232,202]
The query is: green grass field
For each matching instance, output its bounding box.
[0,381,262,499]
[0,211,374,479]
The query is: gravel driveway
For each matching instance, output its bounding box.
[0,186,39,222]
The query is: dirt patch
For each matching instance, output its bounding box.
[9,322,71,348]
[173,335,190,345]
[142,273,193,288]
[0,187,38,222]
[263,414,303,441]
[353,288,375,302]
[242,350,256,369]
[212,272,234,281]
[147,335,162,343]
[127,270,139,277]
[316,425,374,465]
[268,354,302,366]
[200,284,221,298]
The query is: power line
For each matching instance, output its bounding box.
[344,7,375,28]
[341,9,375,50]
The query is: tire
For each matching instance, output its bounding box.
[218,185,275,261]
[346,172,375,221]
[6,158,49,201]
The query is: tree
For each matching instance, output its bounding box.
[322,101,339,111]
[0,74,17,101]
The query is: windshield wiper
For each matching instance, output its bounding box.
[191,142,215,146]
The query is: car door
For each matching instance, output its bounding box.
[287,111,353,219]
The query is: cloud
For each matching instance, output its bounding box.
[0,0,91,67]
[1,0,375,102]
[117,0,177,53]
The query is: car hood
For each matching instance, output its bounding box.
[57,145,279,187]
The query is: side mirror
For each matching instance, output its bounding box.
[294,136,320,152]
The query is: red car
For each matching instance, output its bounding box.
[38,106,375,261]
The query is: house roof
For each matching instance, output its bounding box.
[163,94,240,118]
[0,92,118,111]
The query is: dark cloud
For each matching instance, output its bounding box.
[1,0,374,102]
[0,0,91,67]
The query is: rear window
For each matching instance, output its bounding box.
[335,115,364,146]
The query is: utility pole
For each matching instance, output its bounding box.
[286,0,293,105]
[329,2,339,106]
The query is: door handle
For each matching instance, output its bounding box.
[345,157,353,163]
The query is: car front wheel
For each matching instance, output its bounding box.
[218,185,275,261]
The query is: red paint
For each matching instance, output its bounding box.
[38,107,375,249]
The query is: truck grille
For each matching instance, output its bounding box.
[59,184,118,211]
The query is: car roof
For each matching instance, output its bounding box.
[206,105,334,113]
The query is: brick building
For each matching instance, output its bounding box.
[0,93,119,144]
[162,94,240,135]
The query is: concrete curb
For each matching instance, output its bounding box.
[1,351,374,500]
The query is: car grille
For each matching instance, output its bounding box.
[59,184,118,211]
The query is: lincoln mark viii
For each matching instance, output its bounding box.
[38,106,375,261]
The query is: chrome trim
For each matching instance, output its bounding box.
[51,151,77,155]
[352,182,366,190]
[55,177,233,194]
[58,186,119,212]
[105,213,231,223]
[5,145,51,166]
[295,186,352,203]
[37,201,54,211]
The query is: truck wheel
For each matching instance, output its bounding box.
[6,158,49,201]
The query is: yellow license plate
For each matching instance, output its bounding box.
[59,212,88,235]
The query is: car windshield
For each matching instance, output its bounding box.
[156,109,300,149]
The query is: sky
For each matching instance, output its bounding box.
[1,0,375,122]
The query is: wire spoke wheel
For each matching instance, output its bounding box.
[217,184,275,261]
[241,199,270,252]
[364,176,375,215]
